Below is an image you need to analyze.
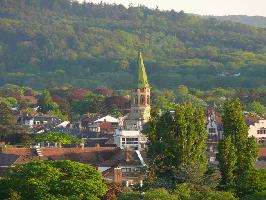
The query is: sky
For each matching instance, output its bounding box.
[81,0,266,17]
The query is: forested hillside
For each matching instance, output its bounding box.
[210,15,266,28]
[0,0,266,90]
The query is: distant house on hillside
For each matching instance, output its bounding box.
[18,114,60,128]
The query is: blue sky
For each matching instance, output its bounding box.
[81,0,266,16]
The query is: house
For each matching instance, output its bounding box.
[94,115,119,125]
[33,115,60,126]
[80,114,103,128]
[248,119,266,143]
[18,114,60,128]
[206,110,223,163]
[114,128,147,150]
[0,145,147,185]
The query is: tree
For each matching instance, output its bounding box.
[189,191,237,200]
[147,103,208,188]
[47,109,68,121]
[37,90,59,113]
[218,99,258,193]
[144,188,178,200]
[177,85,189,97]
[72,93,105,115]
[243,191,266,200]
[32,132,82,146]
[237,169,266,197]
[103,183,122,200]
[249,101,266,117]
[218,136,237,190]
[0,160,107,200]
[0,102,26,143]
[0,102,17,141]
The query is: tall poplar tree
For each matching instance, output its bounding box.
[37,90,59,113]
[218,99,258,191]
[218,135,237,190]
[147,103,208,188]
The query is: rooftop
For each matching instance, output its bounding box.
[136,51,149,89]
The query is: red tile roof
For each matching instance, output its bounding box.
[41,147,115,156]
[100,122,115,133]
[259,148,266,157]
[3,148,36,156]
[245,116,260,126]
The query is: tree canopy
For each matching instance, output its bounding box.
[0,0,266,90]
[0,160,107,200]
[32,132,82,145]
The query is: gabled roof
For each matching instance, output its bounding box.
[94,115,119,123]
[136,51,149,88]
[0,147,147,168]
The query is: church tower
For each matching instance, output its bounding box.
[125,51,151,130]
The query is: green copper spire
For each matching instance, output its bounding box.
[137,50,150,88]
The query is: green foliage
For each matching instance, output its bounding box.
[8,190,21,200]
[212,15,266,28]
[173,183,193,199]
[189,191,237,200]
[0,1,266,89]
[222,99,258,174]
[118,192,142,200]
[32,132,81,145]
[243,191,266,200]
[218,99,258,195]
[47,109,68,121]
[72,93,105,115]
[0,160,107,200]
[237,169,266,197]
[218,136,237,190]
[144,188,178,200]
[147,103,208,188]
[0,97,17,108]
[249,101,266,117]
[118,186,237,200]
[37,90,59,113]
[0,102,26,143]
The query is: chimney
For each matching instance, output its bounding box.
[125,147,132,162]
[113,167,122,184]
[0,142,6,153]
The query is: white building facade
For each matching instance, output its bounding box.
[114,129,147,150]
[248,119,266,143]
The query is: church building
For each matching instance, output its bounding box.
[125,51,151,130]
[114,51,150,150]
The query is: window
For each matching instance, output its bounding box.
[258,129,266,134]
[140,95,145,105]
[259,137,266,143]
[125,138,139,144]
[122,168,132,173]
[208,128,216,134]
